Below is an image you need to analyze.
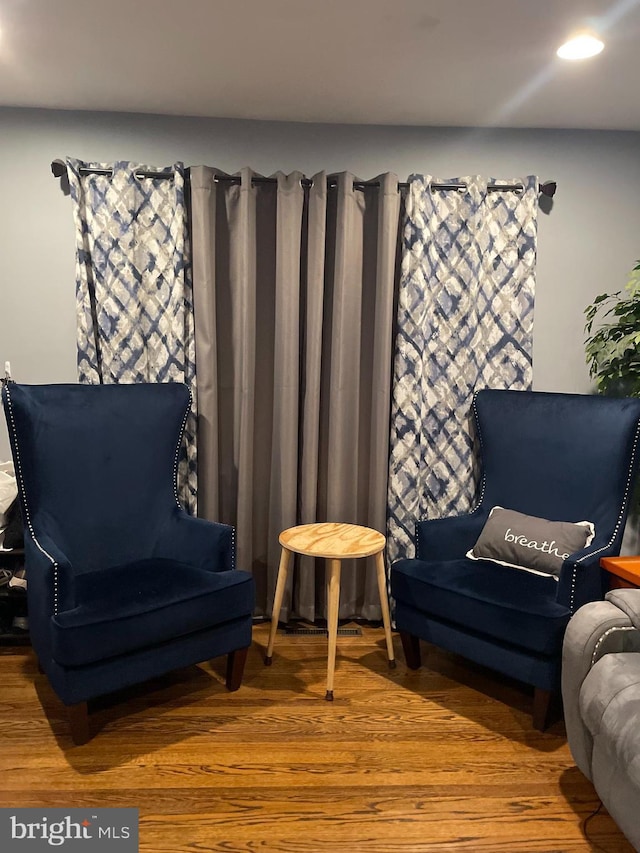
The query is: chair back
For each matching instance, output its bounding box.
[474,389,640,549]
[2,382,190,573]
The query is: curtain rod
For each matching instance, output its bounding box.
[50,160,557,197]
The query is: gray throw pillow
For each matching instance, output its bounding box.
[466,506,595,579]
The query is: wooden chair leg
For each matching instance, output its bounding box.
[533,688,558,731]
[226,647,249,692]
[400,630,421,670]
[67,701,90,745]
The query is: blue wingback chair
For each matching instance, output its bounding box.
[2,382,255,744]
[391,389,640,729]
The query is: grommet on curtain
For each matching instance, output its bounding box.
[487,182,525,195]
[428,181,467,194]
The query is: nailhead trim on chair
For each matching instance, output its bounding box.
[470,391,487,511]
[576,418,640,564]
[570,418,640,613]
[591,625,637,666]
[172,387,192,509]
[569,569,577,614]
[4,384,61,614]
[231,526,236,571]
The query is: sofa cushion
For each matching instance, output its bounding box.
[580,652,640,790]
[466,506,594,578]
[391,557,571,656]
[52,558,255,667]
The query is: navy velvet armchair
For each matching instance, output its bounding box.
[2,382,255,744]
[391,389,640,729]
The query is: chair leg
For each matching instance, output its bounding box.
[400,630,421,670]
[67,701,90,746]
[532,688,557,731]
[226,647,249,692]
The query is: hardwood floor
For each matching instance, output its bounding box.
[0,624,633,852]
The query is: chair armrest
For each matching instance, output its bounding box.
[153,508,235,572]
[25,534,75,611]
[23,534,75,663]
[562,596,640,780]
[556,539,613,612]
[415,509,487,561]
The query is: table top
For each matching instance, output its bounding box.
[600,555,640,586]
[279,523,385,559]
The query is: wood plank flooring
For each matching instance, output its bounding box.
[0,624,633,852]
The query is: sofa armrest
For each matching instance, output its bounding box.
[415,509,487,562]
[562,597,640,780]
[153,507,235,572]
[605,588,640,627]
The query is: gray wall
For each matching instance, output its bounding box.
[1,107,640,459]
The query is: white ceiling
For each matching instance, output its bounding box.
[1,0,640,130]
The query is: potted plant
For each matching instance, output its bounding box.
[585,259,640,397]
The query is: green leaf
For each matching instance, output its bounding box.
[584,265,640,394]
[593,292,613,305]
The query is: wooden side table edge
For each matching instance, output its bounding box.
[600,556,640,590]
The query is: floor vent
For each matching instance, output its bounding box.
[284,627,362,636]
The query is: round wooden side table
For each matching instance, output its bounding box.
[264,522,396,700]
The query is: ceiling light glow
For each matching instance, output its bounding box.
[557,33,604,60]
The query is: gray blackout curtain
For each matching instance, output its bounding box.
[190,168,400,620]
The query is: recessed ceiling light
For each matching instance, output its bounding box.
[557,33,604,60]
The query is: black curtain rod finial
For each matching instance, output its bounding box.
[51,159,66,178]
[540,180,557,198]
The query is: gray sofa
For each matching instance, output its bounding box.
[562,588,640,851]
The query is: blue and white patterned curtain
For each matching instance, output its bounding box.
[66,159,197,513]
[387,175,538,564]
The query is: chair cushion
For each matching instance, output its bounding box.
[580,652,640,790]
[391,557,571,656]
[51,558,255,667]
